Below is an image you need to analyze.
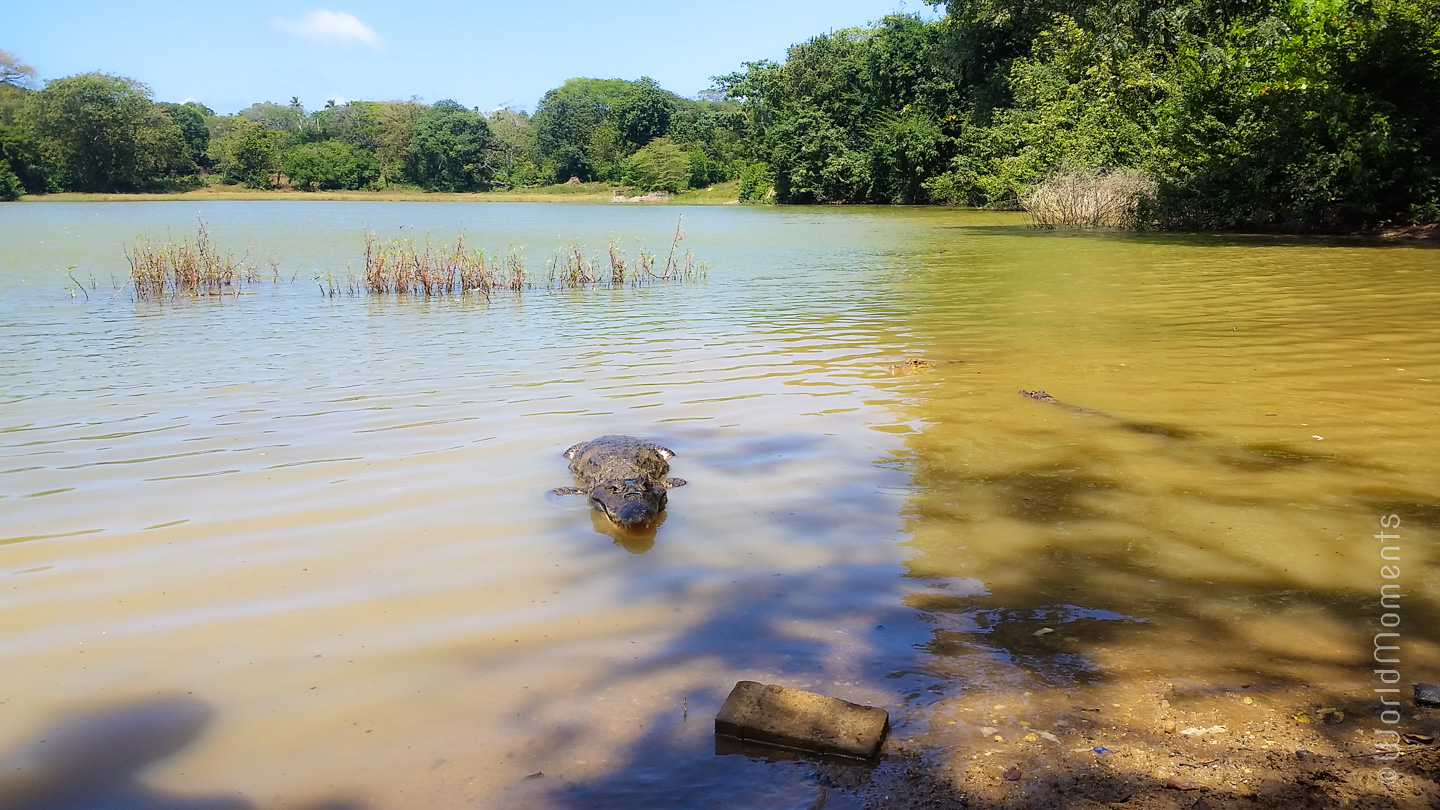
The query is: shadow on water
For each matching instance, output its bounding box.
[506,415,1440,808]
[514,533,1440,807]
[0,696,363,810]
[520,563,946,810]
[1017,391,1365,470]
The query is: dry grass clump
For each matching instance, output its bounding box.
[122,219,708,302]
[363,218,706,297]
[126,222,264,299]
[1022,167,1157,229]
[362,232,495,296]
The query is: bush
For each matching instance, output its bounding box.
[768,109,869,203]
[1022,167,1157,228]
[737,162,772,203]
[921,171,965,205]
[686,148,725,189]
[622,137,689,193]
[283,140,378,190]
[214,119,279,188]
[0,125,48,194]
[867,110,949,203]
[495,158,543,189]
[0,160,21,200]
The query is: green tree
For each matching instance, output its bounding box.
[930,15,1169,207]
[24,72,188,191]
[531,76,733,185]
[158,101,212,172]
[532,78,631,182]
[487,107,542,188]
[737,162,773,202]
[0,84,27,128]
[866,108,947,203]
[1152,0,1440,229]
[0,51,36,128]
[622,137,690,192]
[585,118,624,180]
[0,125,46,195]
[686,147,724,189]
[317,101,381,151]
[612,77,677,148]
[239,100,307,134]
[212,118,280,188]
[282,139,378,190]
[406,100,494,191]
[0,50,37,89]
[721,15,961,203]
[372,99,427,187]
[767,108,869,202]
[0,161,21,200]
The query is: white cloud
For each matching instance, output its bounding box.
[273,9,385,50]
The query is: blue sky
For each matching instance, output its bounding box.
[7,1,939,115]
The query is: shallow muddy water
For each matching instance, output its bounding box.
[0,201,1437,809]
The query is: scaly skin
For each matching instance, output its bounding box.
[553,435,687,527]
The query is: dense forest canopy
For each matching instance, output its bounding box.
[2,0,1437,231]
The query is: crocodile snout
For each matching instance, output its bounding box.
[589,478,666,527]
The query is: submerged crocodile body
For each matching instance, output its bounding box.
[1019,389,1103,416]
[1019,389,1195,439]
[553,435,687,528]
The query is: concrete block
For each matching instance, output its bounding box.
[715,680,889,759]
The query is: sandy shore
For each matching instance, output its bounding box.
[803,680,1440,810]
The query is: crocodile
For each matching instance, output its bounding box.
[553,435,687,528]
[888,358,934,374]
[1019,389,1103,416]
[1019,389,1196,439]
[886,358,966,375]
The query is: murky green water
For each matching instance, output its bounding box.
[0,201,1437,808]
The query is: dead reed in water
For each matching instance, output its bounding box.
[362,232,496,296]
[362,218,706,296]
[126,221,265,299]
[1021,167,1157,229]
[121,219,707,301]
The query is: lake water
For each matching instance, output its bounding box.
[1,201,1437,809]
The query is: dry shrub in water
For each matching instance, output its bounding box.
[362,232,496,296]
[362,220,706,297]
[127,222,255,299]
[1022,168,1157,229]
[126,221,707,301]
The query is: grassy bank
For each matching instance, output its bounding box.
[16,180,741,205]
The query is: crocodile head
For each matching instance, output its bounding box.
[587,477,668,528]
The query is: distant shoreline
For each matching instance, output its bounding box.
[12,180,742,206]
[12,187,1435,238]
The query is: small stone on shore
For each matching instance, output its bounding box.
[1415,682,1440,707]
[715,681,890,759]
